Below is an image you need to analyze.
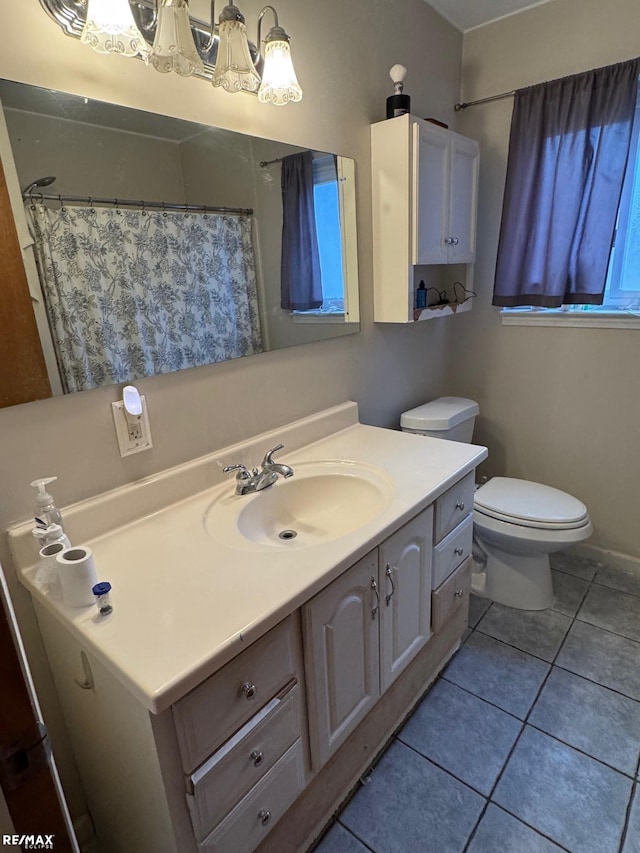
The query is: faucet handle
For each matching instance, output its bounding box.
[223,463,252,481]
[261,444,285,467]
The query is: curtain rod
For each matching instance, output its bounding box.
[259,157,283,167]
[23,192,253,216]
[454,89,516,111]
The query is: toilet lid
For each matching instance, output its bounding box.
[474,477,589,529]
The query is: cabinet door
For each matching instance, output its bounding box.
[412,122,450,264]
[448,135,479,263]
[302,551,380,769]
[379,507,433,692]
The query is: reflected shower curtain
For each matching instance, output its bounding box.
[28,205,262,392]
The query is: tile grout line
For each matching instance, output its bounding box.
[462,570,606,853]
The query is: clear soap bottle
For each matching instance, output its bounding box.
[31,477,63,529]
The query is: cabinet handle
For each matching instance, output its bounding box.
[455,501,465,511]
[385,564,396,606]
[242,682,257,700]
[371,577,380,620]
[258,809,271,826]
[250,749,264,767]
[454,547,464,556]
[454,589,464,598]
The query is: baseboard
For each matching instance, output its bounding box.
[568,543,640,576]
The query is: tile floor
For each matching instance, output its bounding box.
[312,552,640,853]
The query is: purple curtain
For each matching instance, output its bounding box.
[493,57,640,307]
[280,151,323,311]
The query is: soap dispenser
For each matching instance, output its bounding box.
[31,477,63,529]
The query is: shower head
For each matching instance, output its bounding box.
[22,176,57,198]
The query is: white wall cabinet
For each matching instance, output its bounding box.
[371,114,479,323]
[303,507,433,768]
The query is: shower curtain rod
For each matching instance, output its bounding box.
[23,191,253,216]
[454,89,516,111]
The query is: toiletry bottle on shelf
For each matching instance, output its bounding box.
[31,477,63,529]
[33,523,71,550]
[387,64,411,119]
[416,280,428,310]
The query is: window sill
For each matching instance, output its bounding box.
[500,309,640,329]
[291,312,347,324]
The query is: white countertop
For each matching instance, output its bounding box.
[9,404,486,714]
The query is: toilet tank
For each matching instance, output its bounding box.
[400,397,479,442]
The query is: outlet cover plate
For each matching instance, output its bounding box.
[112,396,153,457]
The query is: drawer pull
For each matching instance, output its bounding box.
[455,501,465,511]
[250,750,264,767]
[242,682,257,700]
[385,564,396,606]
[258,809,271,826]
[454,589,465,598]
[454,547,464,556]
[371,577,380,620]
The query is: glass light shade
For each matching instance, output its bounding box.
[211,19,261,93]
[151,0,204,76]
[81,0,150,61]
[258,37,302,106]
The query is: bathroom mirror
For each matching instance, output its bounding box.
[0,80,360,405]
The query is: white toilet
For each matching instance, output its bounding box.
[400,397,593,610]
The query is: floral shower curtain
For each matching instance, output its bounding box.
[28,204,262,393]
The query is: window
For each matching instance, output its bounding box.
[293,154,345,318]
[502,86,640,327]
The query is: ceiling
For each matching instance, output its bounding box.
[423,0,555,32]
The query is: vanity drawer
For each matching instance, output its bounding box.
[187,682,302,840]
[434,471,475,543]
[432,557,472,633]
[432,513,473,588]
[198,740,306,853]
[173,616,299,773]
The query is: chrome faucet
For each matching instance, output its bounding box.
[223,444,294,495]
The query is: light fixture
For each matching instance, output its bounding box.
[151,0,204,76]
[257,7,302,106]
[40,0,303,105]
[80,0,150,61]
[211,5,261,93]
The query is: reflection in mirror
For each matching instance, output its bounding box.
[0,80,360,406]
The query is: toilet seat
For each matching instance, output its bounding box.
[474,477,589,531]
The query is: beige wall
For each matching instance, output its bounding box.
[5,109,186,202]
[455,0,640,556]
[0,0,462,823]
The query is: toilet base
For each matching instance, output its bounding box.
[472,548,555,611]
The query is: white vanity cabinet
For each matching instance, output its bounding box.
[371,114,479,323]
[303,507,433,769]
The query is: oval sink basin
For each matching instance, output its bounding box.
[205,460,394,549]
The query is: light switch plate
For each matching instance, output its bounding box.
[112,396,153,457]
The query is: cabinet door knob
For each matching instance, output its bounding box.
[444,237,453,245]
[258,809,271,825]
[455,501,465,511]
[250,749,264,767]
[454,547,464,556]
[452,237,459,245]
[454,589,464,598]
[242,682,257,700]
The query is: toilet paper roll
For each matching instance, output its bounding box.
[35,542,65,593]
[56,546,98,607]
